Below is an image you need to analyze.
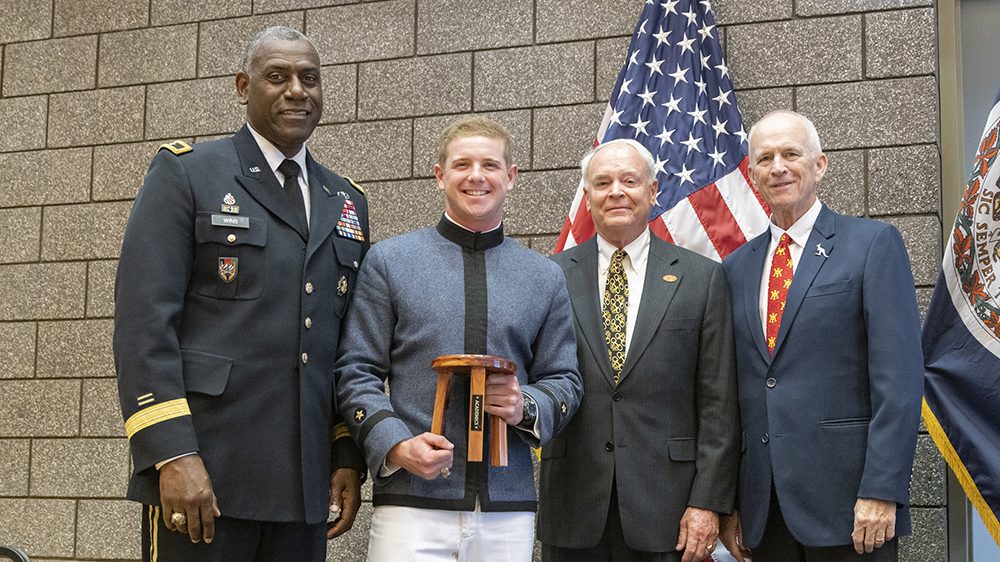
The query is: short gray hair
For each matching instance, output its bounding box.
[241,26,315,73]
[580,138,657,190]
[748,110,823,154]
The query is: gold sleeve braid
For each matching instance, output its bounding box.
[124,398,192,439]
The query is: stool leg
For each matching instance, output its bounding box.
[468,367,486,462]
[431,371,452,435]
[490,411,508,467]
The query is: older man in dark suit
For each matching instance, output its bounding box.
[720,110,923,561]
[114,26,366,561]
[538,139,739,562]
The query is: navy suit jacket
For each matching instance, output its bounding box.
[115,125,368,524]
[722,205,923,548]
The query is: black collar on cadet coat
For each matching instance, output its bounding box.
[436,214,504,251]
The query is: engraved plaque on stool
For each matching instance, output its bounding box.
[431,354,517,467]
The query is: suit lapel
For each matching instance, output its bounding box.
[564,239,616,386]
[618,237,680,382]
[232,125,308,241]
[744,230,772,364]
[304,154,346,262]
[772,206,836,357]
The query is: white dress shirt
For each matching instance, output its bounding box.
[596,228,651,358]
[758,198,823,336]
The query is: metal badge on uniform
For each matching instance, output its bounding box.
[354,408,366,422]
[336,190,351,200]
[218,257,238,283]
[335,200,365,242]
[221,193,240,214]
[663,274,678,283]
[337,275,348,296]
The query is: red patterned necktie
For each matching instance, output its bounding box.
[766,234,794,355]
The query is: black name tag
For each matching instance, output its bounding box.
[211,214,249,228]
[470,395,483,432]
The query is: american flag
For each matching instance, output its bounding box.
[554,0,770,261]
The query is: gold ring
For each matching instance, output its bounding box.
[440,467,451,479]
[170,512,187,527]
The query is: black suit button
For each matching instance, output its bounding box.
[762,433,769,444]
[613,392,622,401]
[766,377,776,388]
[605,441,615,451]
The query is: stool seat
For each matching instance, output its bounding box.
[431,354,517,467]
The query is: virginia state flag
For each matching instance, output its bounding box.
[923,88,1000,547]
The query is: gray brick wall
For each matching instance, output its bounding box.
[0,1,945,560]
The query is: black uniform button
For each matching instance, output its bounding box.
[762,433,769,444]
[613,392,622,401]
[605,441,615,451]
[766,377,776,388]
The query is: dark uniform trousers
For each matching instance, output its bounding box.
[142,506,326,562]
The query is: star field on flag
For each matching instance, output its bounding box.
[555,0,770,261]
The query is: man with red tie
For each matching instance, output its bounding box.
[720,111,923,561]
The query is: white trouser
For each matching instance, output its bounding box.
[366,505,535,562]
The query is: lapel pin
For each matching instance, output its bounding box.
[815,244,829,258]
[249,166,261,174]
[663,274,678,283]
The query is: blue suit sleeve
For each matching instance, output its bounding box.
[858,225,924,504]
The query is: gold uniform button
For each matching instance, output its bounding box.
[305,282,314,294]
[301,353,309,364]
[227,234,237,243]
[305,317,313,329]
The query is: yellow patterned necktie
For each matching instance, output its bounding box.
[603,249,629,384]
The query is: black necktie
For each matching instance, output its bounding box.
[277,159,308,232]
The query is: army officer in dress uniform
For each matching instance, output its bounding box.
[113,26,368,561]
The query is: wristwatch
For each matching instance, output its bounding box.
[517,391,538,430]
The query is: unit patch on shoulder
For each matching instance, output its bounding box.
[159,140,193,155]
[345,177,365,194]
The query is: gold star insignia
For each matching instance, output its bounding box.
[354,408,366,422]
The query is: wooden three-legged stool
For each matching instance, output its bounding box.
[430,354,517,467]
